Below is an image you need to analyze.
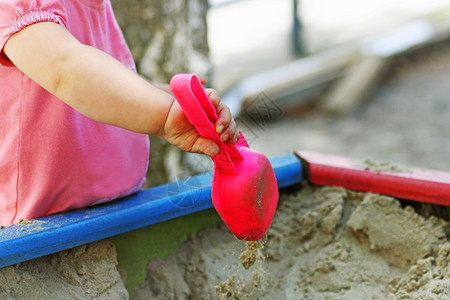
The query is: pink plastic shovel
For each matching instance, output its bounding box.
[170,74,279,241]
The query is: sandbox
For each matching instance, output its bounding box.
[133,184,450,299]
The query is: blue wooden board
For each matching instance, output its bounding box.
[0,153,302,268]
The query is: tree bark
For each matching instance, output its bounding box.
[110,0,210,187]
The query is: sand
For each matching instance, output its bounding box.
[362,160,412,174]
[239,241,264,270]
[135,184,450,299]
[2,184,448,299]
[0,241,128,299]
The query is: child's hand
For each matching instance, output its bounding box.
[160,89,239,156]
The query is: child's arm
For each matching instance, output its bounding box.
[4,22,237,156]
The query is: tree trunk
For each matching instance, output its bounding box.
[110,0,210,187]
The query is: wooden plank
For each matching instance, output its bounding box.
[222,44,359,116]
[319,19,450,115]
[0,153,302,268]
[319,55,388,114]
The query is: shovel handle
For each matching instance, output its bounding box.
[170,74,242,175]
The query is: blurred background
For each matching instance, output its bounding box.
[111,0,450,186]
[206,0,450,170]
[208,0,449,91]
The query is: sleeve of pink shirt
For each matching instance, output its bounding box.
[0,0,67,66]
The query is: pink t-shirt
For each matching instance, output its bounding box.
[0,0,150,225]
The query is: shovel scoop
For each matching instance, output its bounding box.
[170,74,279,240]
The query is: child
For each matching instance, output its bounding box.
[0,0,238,225]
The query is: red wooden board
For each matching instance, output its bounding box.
[296,151,450,206]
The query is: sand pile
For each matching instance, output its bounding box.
[0,241,128,299]
[135,184,450,299]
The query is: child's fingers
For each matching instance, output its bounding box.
[231,129,240,145]
[191,137,220,157]
[214,102,233,134]
[205,88,226,132]
[219,118,237,143]
[221,130,240,145]
[205,88,221,107]
[204,88,237,143]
